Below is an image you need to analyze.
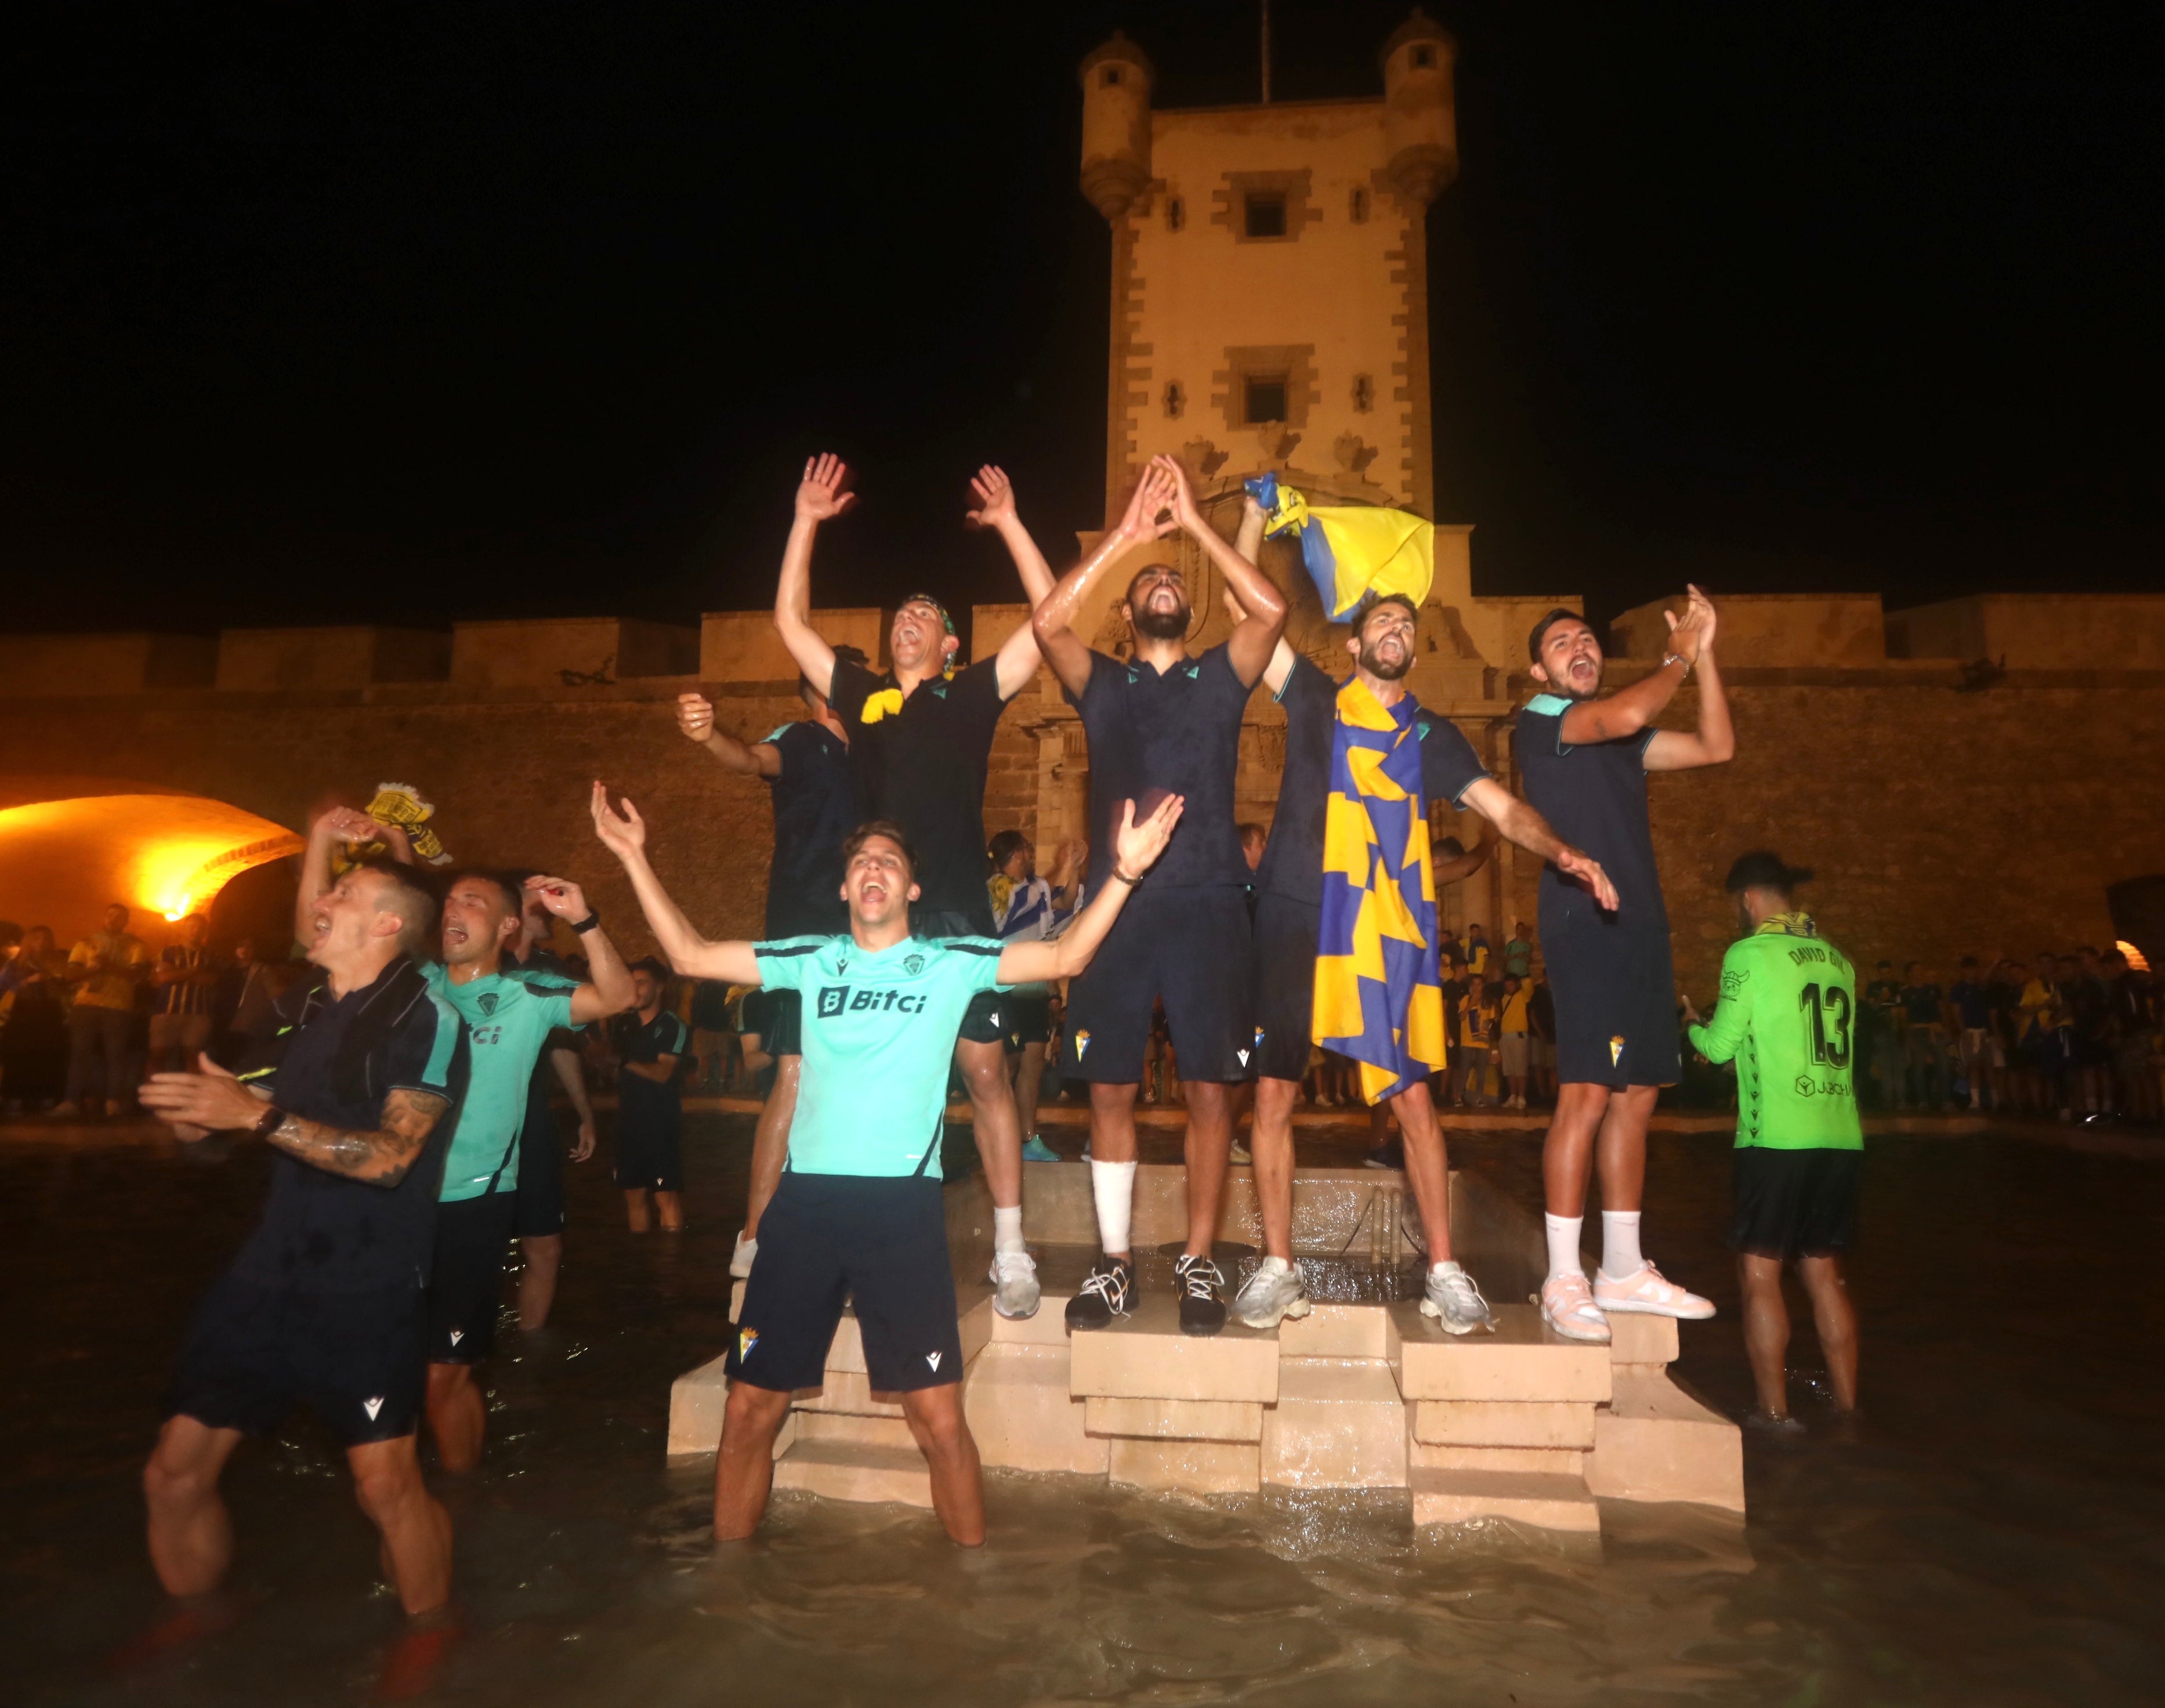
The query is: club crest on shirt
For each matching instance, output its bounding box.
[1074,1029,1091,1061]
[1254,1026,1266,1051]
[1610,1034,1626,1066]
[905,954,924,975]
[738,1327,759,1361]
[477,992,498,1018]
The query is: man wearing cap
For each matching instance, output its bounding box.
[772,454,1058,1320]
[1682,852,1862,1434]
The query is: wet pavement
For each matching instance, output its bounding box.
[4,1112,2162,1706]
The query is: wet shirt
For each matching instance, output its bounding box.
[761,719,855,939]
[229,956,466,1293]
[1514,695,1669,937]
[1687,913,1864,1151]
[752,933,1008,1179]
[1069,643,1257,893]
[423,961,580,1200]
[1255,654,1488,907]
[828,655,1008,930]
[609,1006,689,1119]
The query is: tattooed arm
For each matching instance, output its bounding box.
[138,1059,451,1188]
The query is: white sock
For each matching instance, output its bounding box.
[1601,1210,1643,1279]
[1090,1159,1137,1257]
[1544,1213,1584,1282]
[993,1204,1026,1255]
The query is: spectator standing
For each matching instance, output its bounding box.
[608,959,690,1233]
[2101,949,2159,1124]
[1503,922,1534,982]
[150,914,219,1072]
[1528,973,1558,1105]
[2068,948,2113,1117]
[1464,922,1491,979]
[1899,962,1946,1110]
[1863,961,1904,1108]
[1982,958,2022,1112]
[1,925,70,1108]
[686,980,737,1094]
[57,904,150,1117]
[1947,956,1992,1111]
[1497,974,1532,1109]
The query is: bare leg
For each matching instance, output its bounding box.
[1796,1254,1859,1411]
[624,1189,651,1233]
[1737,1254,1791,1414]
[1087,1081,1141,1256]
[1594,1084,1659,1217]
[956,1036,1021,1212]
[1541,1081,1613,1217]
[899,1383,985,1547]
[744,1056,799,1242]
[1251,1077,1301,1262]
[349,1436,452,1615]
[1392,1080,1454,1262]
[143,1416,243,1598]
[516,1233,561,1331]
[423,1363,486,1474]
[1180,1081,1232,1258]
[713,1381,792,1540]
[655,1190,685,1232]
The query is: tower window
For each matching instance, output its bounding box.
[1244,375,1289,424]
[1349,187,1368,224]
[1353,374,1375,414]
[1411,45,1435,68]
[1104,67,1122,87]
[1243,193,1287,239]
[1164,381,1185,419]
[1167,196,1184,232]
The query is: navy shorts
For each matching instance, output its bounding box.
[726,1173,963,1395]
[1062,885,1257,1084]
[165,1272,428,1447]
[614,1106,684,1192]
[1731,1146,1862,1260]
[1251,891,1321,1083]
[1000,993,1053,1050]
[512,1076,564,1238]
[426,1192,516,1365]
[1539,883,1682,1088]
[914,910,1009,1047]
[743,988,803,1058]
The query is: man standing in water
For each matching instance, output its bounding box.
[675,645,861,1279]
[589,783,1184,1545]
[771,455,1059,1320]
[1518,593,1735,1342]
[1683,853,1862,1432]
[1031,455,1288,1336]
[136,857,463,1636]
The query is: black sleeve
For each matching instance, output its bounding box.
[954,657,1010,737]
[827,654,877,728]
[1202,641,1258,714]
[1420,716,1489,806]
[1277,653,1334,718]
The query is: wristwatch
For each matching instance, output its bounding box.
[567,910,602,934]
[249,1104,284,1138]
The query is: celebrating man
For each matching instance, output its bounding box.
[589,781,1185,1545]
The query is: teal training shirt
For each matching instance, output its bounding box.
[1686,912,1865,1152]
[752,932,1009,1178]
[423,961,581,1200]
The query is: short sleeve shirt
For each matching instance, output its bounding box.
[752,933,1008,1178]
[1254,654,1488,906]
[1069,643,1261,894]
[157,945,216,1016]
[609,1007,689,1118]
[1686,918,1864,1151]
[68,931,149,1010]
[828,654,1009,928]
[423,962,580,1201]
[229,956,466,1293]
[1514,694,1669,938]
[762,719,856,938]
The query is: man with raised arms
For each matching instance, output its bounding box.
[589,781,1185,1546]
[1219,531,1618,1331]
[1030,455,1288,1337]
[676,643,862,1279]
[1518,592,1735,1342]
[772,456,1058,1321]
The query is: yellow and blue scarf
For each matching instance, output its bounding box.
[1245,472,1435,623]
[1311,678,1444,1104]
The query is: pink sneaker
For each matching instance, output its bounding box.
[1594,1261,1715,1320]
[1538,1272,1612,1343]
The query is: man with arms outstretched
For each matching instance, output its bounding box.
[590,782,1185,1545]
[1031,455,1288,1337]
[676,645,861,1278]
[1221,545,1617,1331]
[136,856,464,1656]
[1518,592,1735,1342]
[772,456,1058,1320]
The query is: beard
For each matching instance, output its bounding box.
[1132,602,1189,641]
[1357,638,1413,681]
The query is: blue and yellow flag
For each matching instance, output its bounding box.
[1245,472,1435,623]
[1311,678,1445,1105]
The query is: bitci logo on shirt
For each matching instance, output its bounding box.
[816,985,931,1020]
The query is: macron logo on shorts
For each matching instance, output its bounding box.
[363,1397,385,1421]
[926,1351,942,1372]
[449,1329,464,1346]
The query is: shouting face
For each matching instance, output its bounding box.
[1533,616,1604,700]
[841,834,919,931]
[440,877,519,969]
[1124,564,1190,642]
[889,599,958,677]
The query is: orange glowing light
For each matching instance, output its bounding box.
[2119,939,2152,974]
[0,793,303,935]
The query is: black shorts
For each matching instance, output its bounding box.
[725,1173,963,1395]
[742,987,802,1058]
[1730,1146,1862,1260]
[1252,891,1321,1083]
[165,1272,428,1447]
[426,1192,516,1365]
[511,1077,564,1239]
[913,910,1009,1047]
[614,1106,684,1192]
[1062,885,1257,1084]
[1539,884,1682,1088]
[1000,993,1053,1050]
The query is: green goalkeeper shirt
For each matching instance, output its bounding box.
[1686,911,1865,1151]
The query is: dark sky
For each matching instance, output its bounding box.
[3,2,2157,636]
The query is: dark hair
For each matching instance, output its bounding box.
[628,956,670,982]
[1903,960,1921,975]
[1527,606,1588,663]
[353,860,440,958]
[1436,835,1465,860]
[1353,592,1419,636]
[841,819,917,876]
[988,828,1031,867]
[1724,851,1813,896]
[448,869,524,918]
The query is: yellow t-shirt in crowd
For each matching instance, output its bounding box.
[1459,1000,1491,1050]
[68,931,149,1011]
[1499,987,1530,1035]
[2018,978,2055,1038]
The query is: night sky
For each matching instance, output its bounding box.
[3,1,2157,637]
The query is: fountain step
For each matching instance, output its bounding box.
[1410,1398,1598,1450]
[1085,1396,1264,1442]
[1067,1290,1280,1403]
[964,1342,1107,1474]
[1107,1436,1261,1495]
[772,1438,933,1508]
[1586,1370,1744,1512]
[1260,1358,1409,1489]
[1409,1467,1600,1533]
[1388,1302,1612,1404]
[794,1410,917,1452]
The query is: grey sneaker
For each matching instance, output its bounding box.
[1420,1261,1496,1335]
[1232,1257,1312,1329]
[989,1248,1042,1320]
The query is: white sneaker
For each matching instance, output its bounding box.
[990,1247,1042,1320]
[1540,1272,1612,1343]
[1231,1256,1310,1329]
[1228,1138,1252,1164]
[1420,1261,1495,1334]
[1594,1261,1715,1320]
[730,1232,756,1279]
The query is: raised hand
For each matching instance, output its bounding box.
[1663,583,1717,665]
[675,692,715,744]
[1556,845,1620,913]
[524,875,590,920]
[319,805,381,844]
[1114,462,1181,544]
[589,780,648,860]
[1151,452,1206,534]
[965,465,1018,530]
[1110,793,1186,880]
[796,453,856,525]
